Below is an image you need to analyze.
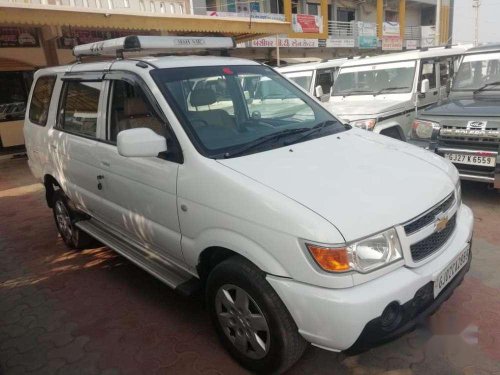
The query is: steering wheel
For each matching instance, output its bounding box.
[190,118,210,128]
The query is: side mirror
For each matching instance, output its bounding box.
[421,79,430,94]
[117,128,167,157]
[315,85,331,103]
[315,85,324,98]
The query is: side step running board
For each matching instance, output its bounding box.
[76,219,199,293]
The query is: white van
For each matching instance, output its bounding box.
[24,36,473,373]
[277,58,347,100]
[329,46,469,140]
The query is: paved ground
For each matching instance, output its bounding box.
[1,157,500,375]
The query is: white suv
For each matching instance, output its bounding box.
[24,36,473,373]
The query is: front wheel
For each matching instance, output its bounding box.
[206,256,307,374]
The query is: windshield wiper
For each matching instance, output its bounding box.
[473,81,500,94]
[224,127,311,158]
[340,89,372,97]
[373,86,409,96]
[284,120,339,146]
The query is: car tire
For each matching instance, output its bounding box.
[206,256,307,374]
[52,190,94,250]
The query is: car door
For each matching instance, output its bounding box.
[24,75,57,179]
[49,76,106,217]
[417,59,440,109]
[94,74,184,262]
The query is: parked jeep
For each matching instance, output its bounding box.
[411,44,500,189]
[24,36,474,373]
[328,46,468,140]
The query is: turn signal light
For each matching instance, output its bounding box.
[306,244,350,272]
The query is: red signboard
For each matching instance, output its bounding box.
[294,14,320,33]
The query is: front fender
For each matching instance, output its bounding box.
[182,228,291,278]
[374,120,406,141]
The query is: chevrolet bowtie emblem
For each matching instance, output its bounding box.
[435,216,449,233]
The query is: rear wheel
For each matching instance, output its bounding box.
[206,256,307,373]
[52,190,93,250]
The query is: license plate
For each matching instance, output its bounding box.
[433,246,470,298]
[444,153,496,167]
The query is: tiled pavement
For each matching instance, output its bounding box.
[1,157,500,375]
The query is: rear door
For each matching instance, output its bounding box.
[94,74,184,262]
[24,75,57,179]
[49,76,106,216]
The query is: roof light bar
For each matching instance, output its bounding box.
[73,35,236,58]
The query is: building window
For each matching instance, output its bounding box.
[337,7,355,22]
[385,10,399,22]
[307,3,319,15]
[0,71,32,123]
[29,76,56,126]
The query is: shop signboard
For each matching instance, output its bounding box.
[406,40,418,50]
[421,26,436,47]
[358,35,378,49]
[326,38,355,48]
[292,14,322,33]
[58,27,155,49]
[0,27,39,48]
[358,22,377,37]
[250,37,319,48]
[382,35,403,51]
[383,22,400,36]
[207,11,285,21]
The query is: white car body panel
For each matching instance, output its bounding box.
[23,53,473,355]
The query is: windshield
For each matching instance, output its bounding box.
[282,70,314,92]
[333,61,416,96]
[453,52,500,91]
[151,65,344,158]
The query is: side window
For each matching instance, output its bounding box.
[29,76,56,126]
[315,69,334,95]
[420,61,437,89]
[439,59,451,86]
[108,80,164,143]
[58,81,101,137]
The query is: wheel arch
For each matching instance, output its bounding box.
[193,230,291,281]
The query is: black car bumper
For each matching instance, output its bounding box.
[346,248,472,354]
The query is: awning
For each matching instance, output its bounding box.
[0,4,291,42]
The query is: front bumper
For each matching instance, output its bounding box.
[266,204,474,352]
[435,147,500,188]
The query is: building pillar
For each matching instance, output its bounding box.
[376,0,383,37]
[40,26,59,67]
[399,0,405,39]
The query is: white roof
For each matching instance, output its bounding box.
[339,45,471,69]
[35,55,260,77]
[277,58,348,73]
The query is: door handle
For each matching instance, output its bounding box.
[433,92,438,96]
[97,175,104,190]
[49,144,57,150]
[101,161,110,167]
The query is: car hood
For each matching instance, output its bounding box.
[423,98,500,117]
[324,97,407,119]
[218,129,457,242]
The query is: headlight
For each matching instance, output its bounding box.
[350,118,377,131]
[411,119,440,140]
[306,228,403,274]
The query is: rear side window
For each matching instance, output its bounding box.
[29,76,56,126]
[58,81,101,137]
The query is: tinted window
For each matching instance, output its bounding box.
[108,80,164,142]
[29,76,56,126]
[59,81,101,137]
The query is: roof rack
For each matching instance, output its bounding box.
[73,35,236,59]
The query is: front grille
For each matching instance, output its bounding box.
[410,214,457,261]
[404,193,455,235]
[438,125,500,151]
